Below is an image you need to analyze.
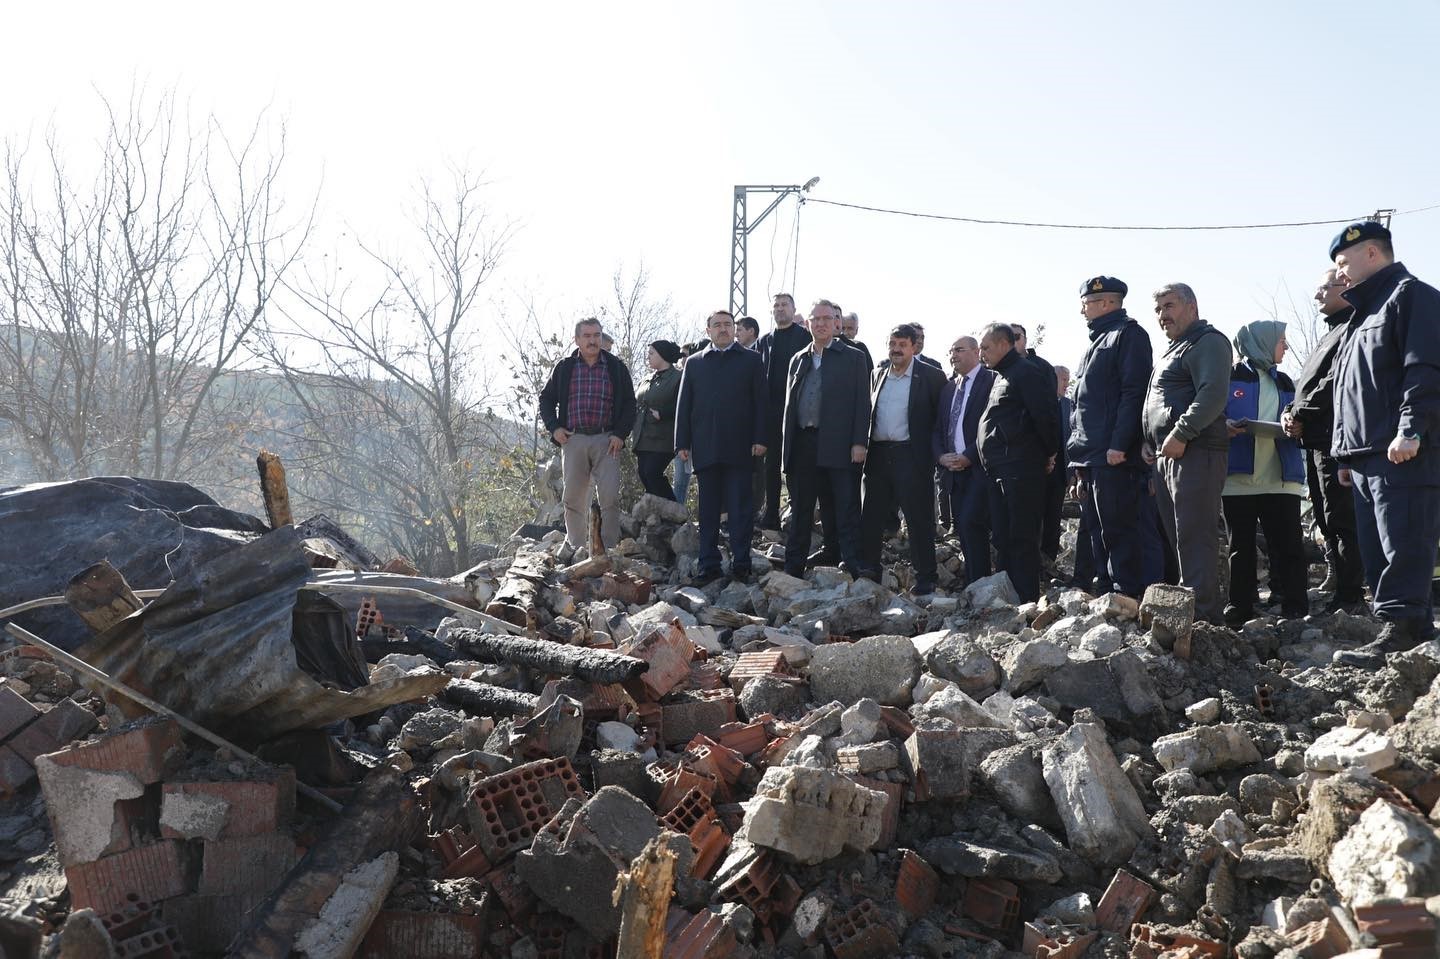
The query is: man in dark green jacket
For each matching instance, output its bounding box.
[1142,283,1233,624]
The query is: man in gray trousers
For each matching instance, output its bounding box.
[1142,283,1234,624]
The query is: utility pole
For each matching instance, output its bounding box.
[729,177,820,318]
[1370,207,1395,228]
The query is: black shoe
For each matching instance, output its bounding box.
[1333,618,1433,668]
[730,568,755,586]
[760,516,782,533]
[806,548,841,568]
[689,568,724,588]
[911,580,937,596]
[1326,596,1368,614]
[1223,605,1254,627]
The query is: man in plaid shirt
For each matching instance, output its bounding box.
[540,318,637,561]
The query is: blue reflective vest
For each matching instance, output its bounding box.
[1225,362,1305,483]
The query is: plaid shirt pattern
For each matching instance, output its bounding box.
[567,356,614,432]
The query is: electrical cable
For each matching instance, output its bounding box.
[804,198,1440,232]
[791,197,803,293]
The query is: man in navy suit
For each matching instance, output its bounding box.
[933,335,1000,585]
[676,310,768,585]
[860,323,948,593]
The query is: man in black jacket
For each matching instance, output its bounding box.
[1068,277,1159,598]
[837,312,873,367]
[1281,268,1365,611]
[539,318,637,561]
[860,323,948,593]
[676,310,769,585]
[1326,222,1440,665]
[757,294,813,531]
[1011,323,1065,564]
[781,300,871,576]
[978,323,1061,602]
[933,336,1000,585]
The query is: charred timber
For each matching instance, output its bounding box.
[443,678,541,717]
[449,627,648,684]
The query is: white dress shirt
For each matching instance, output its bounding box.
[951,372,973,453]
[873,363,914,441]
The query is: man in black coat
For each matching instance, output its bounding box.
[837,311,874,367]
[676,310,768,585]
[1067,277,1160,599]
[933,335,1000,585]
[1327,222,1440,665]
[860,323,948,593]
[1281,267,1366,611]
[781,300,871,576]
[757,294,813,531]
[978,323,1061,603]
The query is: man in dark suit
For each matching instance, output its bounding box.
[676,310,768,585]
[757,294,812,531]
[933,336,1000,585]
[860,323,948,593]
[978,323,1061,602]
[781,299,871,576]
[837,311,874,367]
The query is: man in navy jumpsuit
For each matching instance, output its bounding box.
[1328,221,1440,666]
[1068,277,1161,598]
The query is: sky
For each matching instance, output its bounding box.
[3,1,1440,377]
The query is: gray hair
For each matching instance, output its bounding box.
[981,323,1016,347]
[1152,283,1197,307]
[843,311,860,327]
[574,317,603,337]
[810,298,842,315]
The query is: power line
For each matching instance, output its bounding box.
[803,197,1440,232]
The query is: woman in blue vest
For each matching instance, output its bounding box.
[1222,319,1309,624]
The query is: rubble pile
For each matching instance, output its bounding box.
[2,480,1440,958]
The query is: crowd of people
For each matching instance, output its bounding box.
[538,220,1440,668]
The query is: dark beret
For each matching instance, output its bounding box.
[650,339,683,365]
[1329,221,1391,260]
[1080,276,1128,297]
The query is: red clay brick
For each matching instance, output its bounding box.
[662,694,736,745]
[894,849,939,921]
[358,909,488,959]
[847,775,903,848]
[0,683,41,741]
[0,744,35,795]
[163,893,265,954]
[160,770,296,839]
[66,841,194,915]
[8,697,98,764]
[198,833,299,895]
[42,719,182,784]
[963,878,1020,931]
[824,899,900,959]
[664,906,737,959]
[1095,868,1157,934]
[625,622,694,700]
[467,757,587,863]
[715,721,770,757]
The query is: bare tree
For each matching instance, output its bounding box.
[0,88,307,495]
[591,262,686,377]
[263,170,519,574]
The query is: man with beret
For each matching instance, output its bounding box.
[780,299,871,577]
[1326,222,1440,666]
[1069,277,1160,599]
[977,322,1061,602]
[676,310,768,585]
[1143,283,1233,625]
[1281,268,1366,612]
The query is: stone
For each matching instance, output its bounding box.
[836,741,901,775]
[1305,726,1399,774]
[739,674,808,719]
[1153,724,1262,774]
[840,699,883,743]
[32,758,144,865]
[295,852,399,959]
[1329,799,1440,907]
[1171,794,1238,825]
[910,686,1006,730]
[56,909,115,959]
[905,728,1016,801]
[1042,892,1095,926]
[1209,808,1254,858]
[965,572,1021,610]
[912,674,957,705]
[396,708,465,752]
[628,601,697,633]
[920,835,1062,883]
[737,766,886,865]
[808,635,921,707]
[790,595,884,640]
[1040,723,1153,868]
[1185,698,1222,724]
[596,721,641,753]
[1239,774,1291,816]
[1297,773,1394,877]
[1153,768,1209,803]
[670,523,701,557]
[760,570,812,600]
[1044,614,1103,649]
[924,634,1000,695]
[978,744,1061,829]
[1389,674,1440,762]
[1235,843,1315,884]
[1078,623,1125,657]
[631,492,689,526]
[1091,593,1140,621]
[1140,583,1195,650]
[1001,639,1068,693]
[878,597,924,634]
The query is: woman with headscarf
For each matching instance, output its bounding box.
[1222,319,1308,624]
[632,340,684,500]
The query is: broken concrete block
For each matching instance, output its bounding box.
[0,683,41,741]
[1091,592,1140,621]
[627,601,697,634]
[34,758,145,866]
[1305,726,1399,774]
[1043,614,1103,649]
[840,699,883,743]
[1329,799,1440,907]
[919,835,1062,883]
[923,634,1000,695]
[1153,723,1261,774]
[515,786,662,938]
[1040,723,1153,868]
[1185,698,1222,724]
[910,686,1006,730]
[1140,583,1195,650]
[736,766,886,865]
[596,721,642,753]
[294,851,400,959]
[808,635,921,707]
[904,727,1016,801]
[836,741,901,775]
[1209,808,1254,858]
[1043,891,1095,926]
[978,744,1061,829]
[739,674,808,719]
[964,572,1020,610]
[1078,623,1125,658]
[1000,639,1068,693]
